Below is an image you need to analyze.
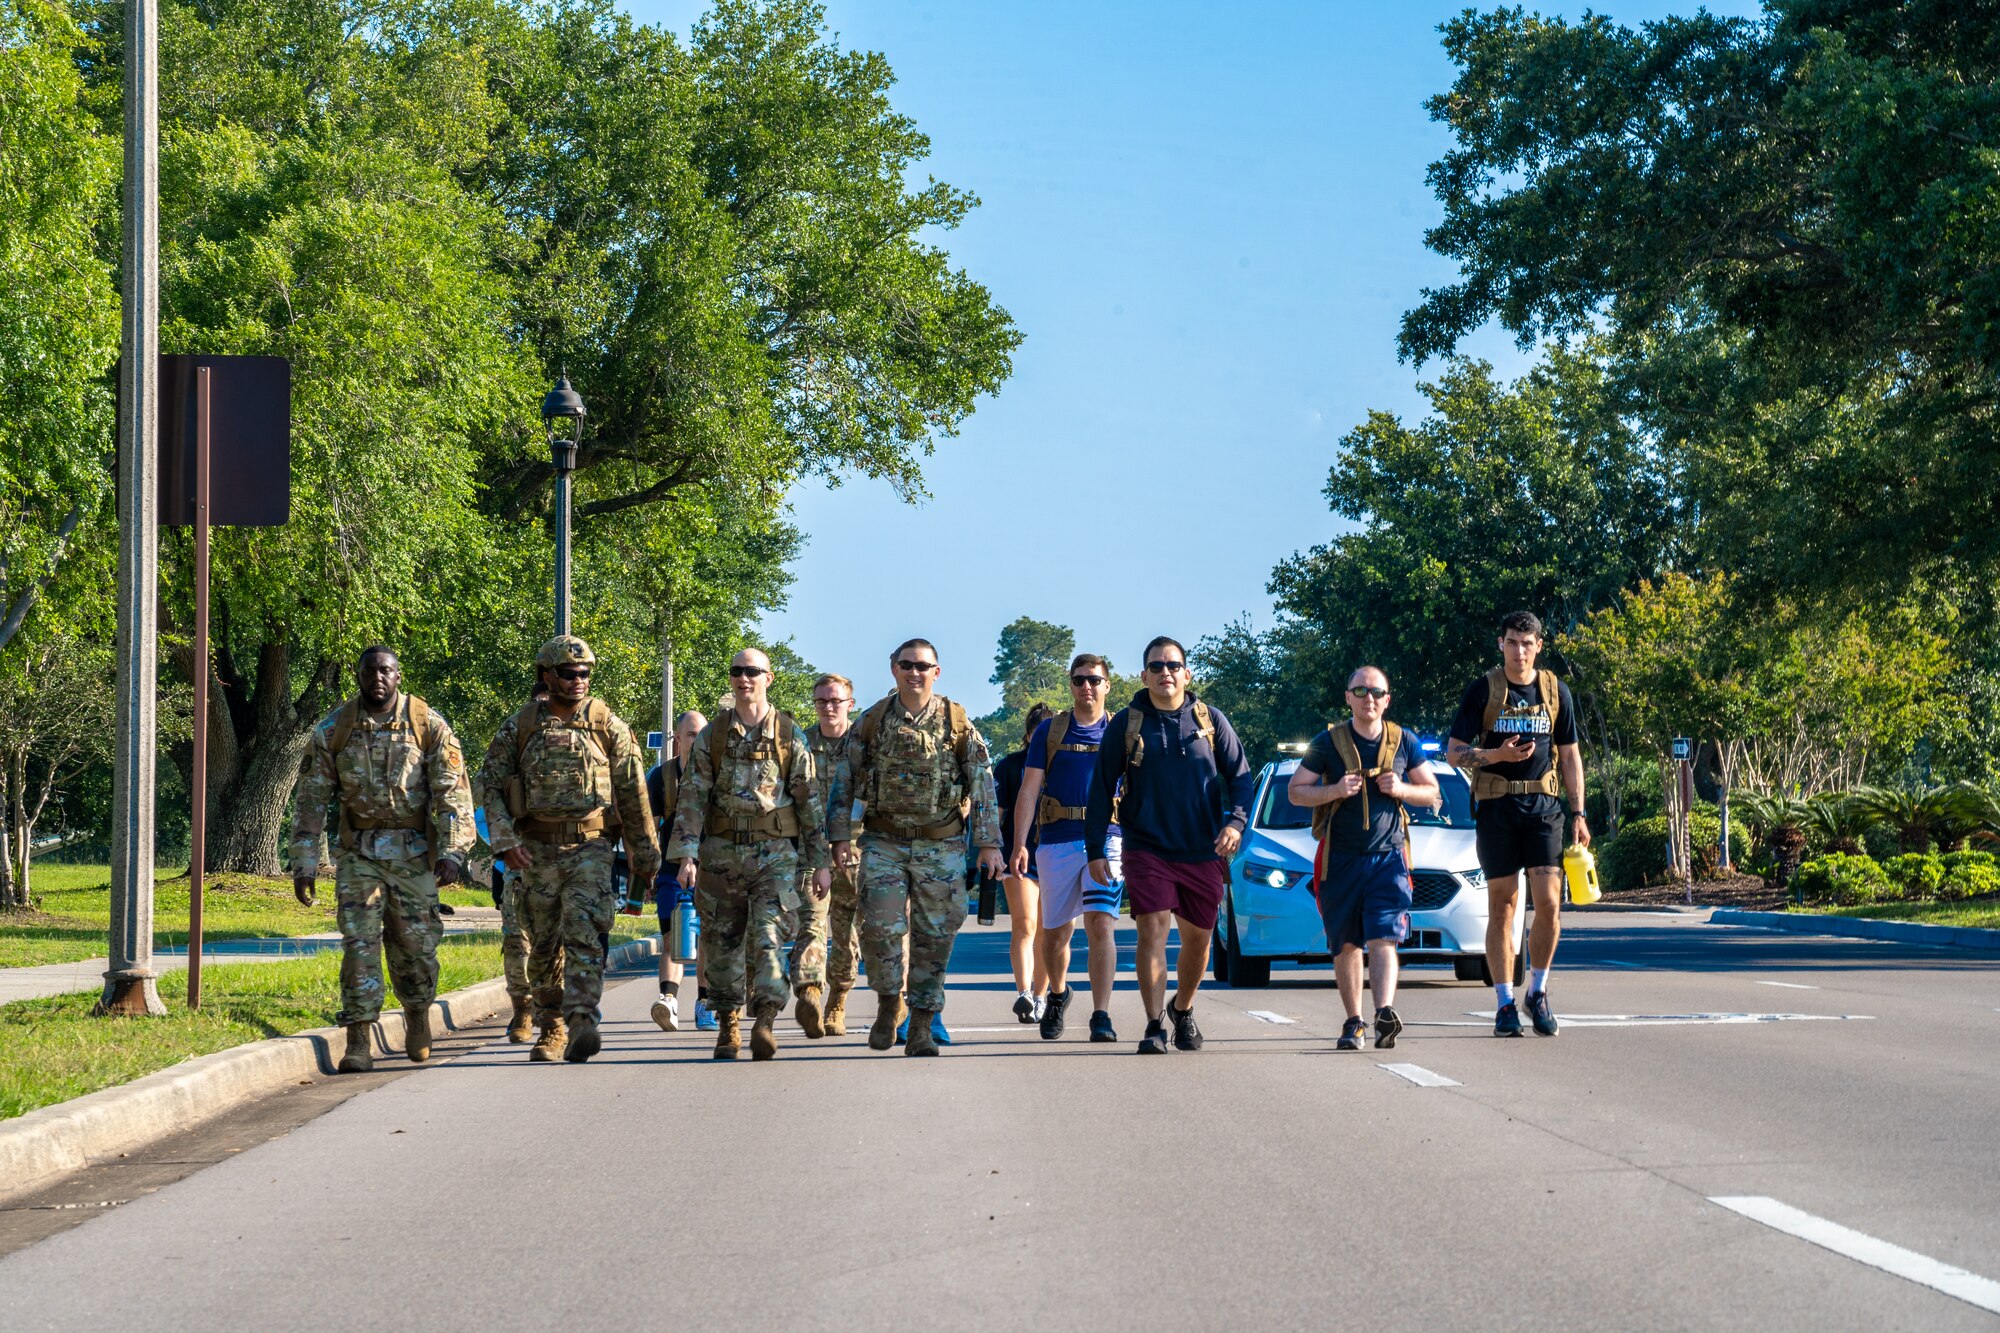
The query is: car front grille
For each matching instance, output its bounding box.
[1411,871,1462,912]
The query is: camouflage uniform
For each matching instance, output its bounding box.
[669,707,828,1017]
[849,695,1001,1014]
[497,872,536,1002]
[477,650,659,1030]
[288,693,475,1026]
[788,722,860,993]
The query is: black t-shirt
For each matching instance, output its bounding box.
[993,749,1037,872]
[1300,723,1428,855]
[1448,673,1578,821]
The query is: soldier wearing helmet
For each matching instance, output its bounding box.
[476,635,661,1062]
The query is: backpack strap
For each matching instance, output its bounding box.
[1035,710,1097,826]
[327,699,360,758]
[1538,669,1561,733]
[512,699,542,767]
[1191,698,1217,758]
[1480,667,1509,735]
[944,698,972,761]
[1310,721,1407,843]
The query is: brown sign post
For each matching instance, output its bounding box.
[159,354,290,1007]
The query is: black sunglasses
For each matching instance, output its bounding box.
[1347,685,1390,699]
[896,659,938,673]
[1146,660,1186,674]
[1071,675,1107,686]
[728,665,767,678]
[553,666,590,681]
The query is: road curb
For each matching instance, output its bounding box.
[1709,909,2000,950]
[1567,902,1707,914]
[0,934,661,1208]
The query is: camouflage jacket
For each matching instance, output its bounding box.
[476,698,661,880]
[288,693,475,877]
[668,707,830,870]
[850,694,1002,848]
[806,722,857,845]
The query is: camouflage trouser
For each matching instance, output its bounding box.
[515,836,617,1025]
[335,852,442,1025]
[695,836,798,1016]
[858,834,967,1013]
[498,876,533,1002]
[788,857,860,992]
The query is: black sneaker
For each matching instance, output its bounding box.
[1374,1005,1403,1050]
[1494,1001,1524,1038]
[1137,1018,1171,1054]
[1524,990,1560,1037]
[1012,994,1036,1024]
[1089,1009,1117,1043]
[1169,1003,1203,1051]
[1039,986,1073,1041]
[1336,1016,1366,1051]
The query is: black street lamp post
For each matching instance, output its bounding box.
[542,376,586,636]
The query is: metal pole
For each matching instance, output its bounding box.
[188,367,210,1010]
[100,0,164,1017]
[553,466,571,637]
[660,619,674,743]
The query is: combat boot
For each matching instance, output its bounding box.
[795,984,826,1039]
[822,985,850,1036]
[712,1010,742,1060]
[750,1005,780,1061]
[403,1005,432,1063]
[506,996,533,1044]
[867,993,906,1052]
[564,1013,601,1063]
[905,1007,940,1057]
[337,1022,374,1074]
[530,1017,566,1063]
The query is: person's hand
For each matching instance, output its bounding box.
[293,877,316,907]
[503,845,535,872]
[1572,814,1592,848]
[978,848,1006,878]
[1496,735,1535,762]
[1214,825,1242,858]
[434,857,462,886]
[812,867,832,899]
[1088,858,1115,887]
[831,840,852,869]
[1374,772,1404,798]
[1009,845,1030,878]
[677,859,699,889]
[1336,772,1365,798]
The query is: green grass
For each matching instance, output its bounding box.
[0,866,338,967]
[1795,898,2000,930]
[0,936,513,1121]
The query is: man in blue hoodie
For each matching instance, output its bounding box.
[1085,636,1255,1054]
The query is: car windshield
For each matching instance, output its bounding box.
[1257,764,1473,830]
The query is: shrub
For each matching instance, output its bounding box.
[1881,853,1945,901]
[1938,850,2000,900]
[1598,807,1725,891]
[1792,854,1890,905]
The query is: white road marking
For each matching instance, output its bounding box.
[1709,1196,2000,1315]
[1379,1062,1461,1087]
[1244,1010,1297,1024]
[1419,1011,1875,1028]
[1757,980,1819,990]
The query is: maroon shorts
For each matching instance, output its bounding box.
[1122,845,1228,930]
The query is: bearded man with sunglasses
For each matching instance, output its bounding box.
[849,638,1006,1056]
[479,636,660,1063]
[1085,637,1255,1055]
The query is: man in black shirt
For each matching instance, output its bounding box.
[1446,611,1590,1038]
[1288,667,1440,1051]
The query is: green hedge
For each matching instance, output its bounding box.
[1793,850,1999,904]
[1792,853,1890,905]
[1599,808,1726,892]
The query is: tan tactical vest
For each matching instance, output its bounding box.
[1471,667,1563,802]
[701,707,803,840]
[327,695,441,848]
[503,697,623,838]
[856,693,974,839]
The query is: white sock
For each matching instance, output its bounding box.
[1529,967,1550,995]
[1495,981,1515,1007]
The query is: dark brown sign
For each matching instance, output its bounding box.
[158,355,291,527]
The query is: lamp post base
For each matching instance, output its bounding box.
[96,970,167,1017]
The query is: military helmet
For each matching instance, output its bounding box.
[535,635,596,669]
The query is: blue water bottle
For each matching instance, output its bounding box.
[672,888,700,962]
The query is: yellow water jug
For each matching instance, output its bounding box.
[1563,844,1601,906]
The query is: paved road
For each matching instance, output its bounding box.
[3,913,1996,1330]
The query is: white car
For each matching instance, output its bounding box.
[1212,753,1525,987]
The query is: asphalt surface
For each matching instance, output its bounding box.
[2,913,1996,1330]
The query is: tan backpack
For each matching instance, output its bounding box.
[855,693,975,836]
[1310,722,1412,866]
[1471,667,1563,802]
[325,695,443,846]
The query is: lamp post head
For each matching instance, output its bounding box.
[542,376,586,474]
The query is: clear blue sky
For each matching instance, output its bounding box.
[630,0,1761,715]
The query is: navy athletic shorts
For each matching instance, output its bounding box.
[1315,848,1412,949]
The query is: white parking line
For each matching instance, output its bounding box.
[1709,1196,2000,1315]
[1379,1062,1461,1087]
[1244,1010,1297,1024]
[1757,980,1819,990]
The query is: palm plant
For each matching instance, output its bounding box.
[1735,790,1815,889]
[1805,790,1876,856]
[1850,785,1982,853]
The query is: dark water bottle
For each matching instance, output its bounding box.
[976,869,999,925]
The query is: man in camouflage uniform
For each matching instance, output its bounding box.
[671,648,832,1061]
[478,635,659,1064]
[849,637,1005,1056]
[289,646,475,1074]
[789,672,863,1036]
[484,680,550,1043]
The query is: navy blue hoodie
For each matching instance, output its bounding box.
[1085,691,1254,863]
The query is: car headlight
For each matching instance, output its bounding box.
[1243,859,1305,890]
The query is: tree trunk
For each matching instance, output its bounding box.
[8,748,25,898]
[0,757,15,910]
